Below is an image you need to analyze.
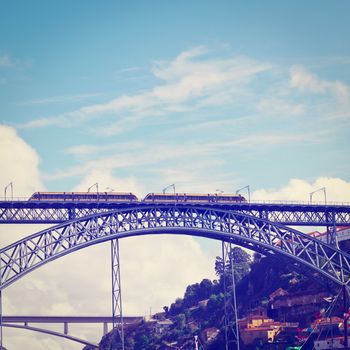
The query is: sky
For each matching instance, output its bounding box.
[1,1,350,349]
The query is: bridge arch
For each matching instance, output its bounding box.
[1,205,350,289]
[2,323,98,348]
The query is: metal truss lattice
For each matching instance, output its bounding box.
[1,206,350,290]
[111,239,124,350]
[222,241,240,350]
[1,202,350,227]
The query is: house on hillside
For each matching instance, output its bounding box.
[147,318,174,334]
[155,319,173,335]
[239,312,298,346]
[269,288,288,301]
[202,327,220,343]
[269,290,329,324]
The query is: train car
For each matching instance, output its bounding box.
[28,192,138,202]
[143,193,246,203]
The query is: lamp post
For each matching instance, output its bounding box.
[4,182,13,200]
[309,187,327,204]
[235,185,250,202]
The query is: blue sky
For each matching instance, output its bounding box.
[1,0,350,197]
[1,2,350,348]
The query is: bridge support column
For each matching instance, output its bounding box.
[222,241,240,350]
[0,290,3,349]
[111,239,124,350]
[64,322,69,335]
[103,322,108,335]
[327,211,338,247]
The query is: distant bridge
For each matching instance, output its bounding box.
[2,315,143,348]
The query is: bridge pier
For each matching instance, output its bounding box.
[222,241,240,350]
[111,239,124,349]
[0,290,3,349]
[103,322,108,335]
[64,322,68,335]
[326,211,338,247]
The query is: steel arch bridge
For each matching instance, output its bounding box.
[2,204,350,348]
[1,205,350,289]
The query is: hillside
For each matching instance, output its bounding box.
[85,248,342,350]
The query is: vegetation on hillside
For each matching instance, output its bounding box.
[85,247,339,350]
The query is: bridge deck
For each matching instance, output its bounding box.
[0,201,349,226]
[2,315,143,323]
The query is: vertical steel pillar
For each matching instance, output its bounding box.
[327,211,337,247]
[0,289,2,349]
[344,285,348,350]
[0,253,3,350]
[222,242,229,350]
[111,239,125,350]
[222,241,240,350]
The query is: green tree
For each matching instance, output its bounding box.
[134,334,150,350]
[199,278,213,299]
[183,283,200,307]
[169,297,184,316]
[215,246,251,286]
[175,313,186,330]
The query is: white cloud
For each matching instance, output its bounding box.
[49,128,330,183]
[257,98,305,116]
[22,93,103,105]
[19,47,272,133]
[71,168,145,197]
[253,177,350,203]
[0,125,45,198]
[290,65,350,104]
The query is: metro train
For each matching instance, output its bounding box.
[28,192,246,203]
[28,192,138,202]
[143,193,246,203]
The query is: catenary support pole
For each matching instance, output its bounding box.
[111,239,124,350]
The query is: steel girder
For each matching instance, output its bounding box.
[0,202,350,227]
[1,206,350,290]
